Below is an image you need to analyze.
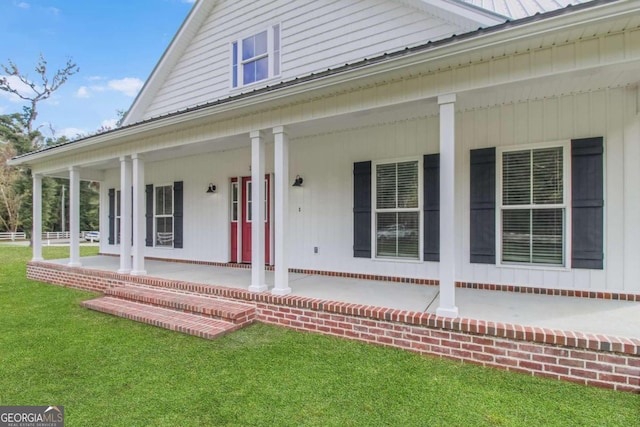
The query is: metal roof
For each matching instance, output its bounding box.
[9,0,620,164]
[459,0,592,19]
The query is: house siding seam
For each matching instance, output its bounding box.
[26,261,640,392]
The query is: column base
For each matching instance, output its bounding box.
[31,257,44,262]
[271,287,291,296]
[248,284,268,293]
[130,270,147,276]
[117,268,132,274]
[436,306,459,318]
[68,262,82,268]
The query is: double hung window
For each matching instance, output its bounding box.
[155,185,174,247]
[232,24,280,88]
[499,145,568,266]
[374,160,420,259]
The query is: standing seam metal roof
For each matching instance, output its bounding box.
[458,0,592,20]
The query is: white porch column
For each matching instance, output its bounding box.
[436,94,459,318]
[249,130,268,292]
[272,126,291,295]
[68,166,81,267]
[118,156,133,274]
[32,173,43,261]
[131,154,146,275]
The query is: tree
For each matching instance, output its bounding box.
[0,54,84,235]
[0,113,35,155]
[0,54,100,236]
[0,54,79,145]
[0,142,23,232]
[0,114,34,233]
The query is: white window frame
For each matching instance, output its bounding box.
[496,141,571,269]
[154,184,174,249]
[246,179,268,223]
[371,157,423,261]
[231,181,239,223]
[230,23,281,89]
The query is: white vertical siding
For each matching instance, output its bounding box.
[99,86,639,294]
[457,87,639,293]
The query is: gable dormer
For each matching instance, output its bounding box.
[123,0,505,125]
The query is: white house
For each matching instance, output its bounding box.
[10,0,640,320]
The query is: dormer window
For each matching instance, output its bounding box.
[232,24,280,88]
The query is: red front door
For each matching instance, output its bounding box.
[230,176,270,263]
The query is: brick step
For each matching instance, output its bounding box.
[83,297,242,340]
[104,284,255,326]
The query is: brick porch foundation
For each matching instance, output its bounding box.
[27,261,640,393]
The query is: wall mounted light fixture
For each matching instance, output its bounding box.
[292,175,304,187]
[206,183,217,193]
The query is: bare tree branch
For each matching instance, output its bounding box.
[0,54,79,141]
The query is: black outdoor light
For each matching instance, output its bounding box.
[292,175,303,187]
[206,183,217,193]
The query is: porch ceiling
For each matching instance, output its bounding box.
[40,54,639,180]
[135,59,640,166]
[458,58,640,111]
[46,98,440,177]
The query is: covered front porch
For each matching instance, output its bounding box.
[44,255,640,340]
[28,256,640,392]
[16,5,640,360]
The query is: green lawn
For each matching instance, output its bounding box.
[0,245,638,426]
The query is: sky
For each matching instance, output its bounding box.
[0,0,195,140]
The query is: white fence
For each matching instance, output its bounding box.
[42,232,70,240]
[0,231,95,241]
[0,232,26,241]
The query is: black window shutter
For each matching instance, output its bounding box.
[173,181,184,249]
[571,137,604,269]
[108,188,115,245]
[353,161,371,258]
[470,148,496,264]
[145,184,153,247]
[423,154,439,261]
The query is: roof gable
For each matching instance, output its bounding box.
[122,0,217,126]
[122,0,507,125]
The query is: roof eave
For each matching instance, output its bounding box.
[9,0,630,168]
[121,0,217,126]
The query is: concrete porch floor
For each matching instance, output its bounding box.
[51,255,640,340]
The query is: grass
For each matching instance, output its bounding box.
[0,244,638,426]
